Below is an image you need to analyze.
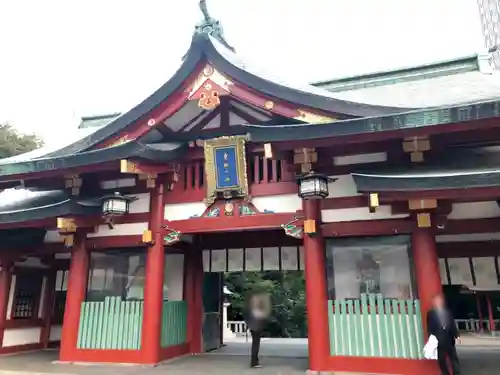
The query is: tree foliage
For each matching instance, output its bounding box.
[0,122,44,159]
[224,270,307,338]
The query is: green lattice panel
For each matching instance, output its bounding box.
[77,297,143,350]
[328,294,424,359]
[161,301,188,348]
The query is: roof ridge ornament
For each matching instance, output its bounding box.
[194,0,235,52]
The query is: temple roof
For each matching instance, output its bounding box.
[246,99,500,143]
[313,54,500,107]
[0,140,185,179]
[27,4,413,159]
[0,189,100,224]
[351,147,500,193]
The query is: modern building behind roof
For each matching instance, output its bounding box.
[477,0,500,69]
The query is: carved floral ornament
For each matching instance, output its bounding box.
[188,64,232,110]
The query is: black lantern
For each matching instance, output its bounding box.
[101,192,135,217]
[297,172,329,199]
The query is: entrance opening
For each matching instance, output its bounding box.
[199,229,308,368]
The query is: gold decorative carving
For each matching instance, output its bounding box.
[264,101,275,110]
[198,87,220,110]
[120,159,142,174]
[57,217,77,233]
[189,64,233,99]
[108,135,130,148]
[203,65,214,77]
[294,109,336,124]
[203,135,250,206]
[369,193,379,213]
[416,212,432,228]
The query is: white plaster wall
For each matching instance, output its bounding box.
[165,253,184,301]
[327,175,359,198]
[44,230,64,243]
[100,178,136,190]
[436,232,500,243]
[2,328,41,347]
[164,202,206,221]
[448,201,500,220]
[128,193,150,213]
[6,276,16,320]
[49,325,62,341]
[322,206,409,222]
[252,194,302,213]
[333,152,387,166]
[87,222,149,238]
[14,258,49,269]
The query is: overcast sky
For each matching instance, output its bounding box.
[0,0,485,145]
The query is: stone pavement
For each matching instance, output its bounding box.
[0,337,497,375]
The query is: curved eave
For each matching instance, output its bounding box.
[0,141,187,180]
[352,170,500,193]
[0,191,100,225]
[40,33,416,157]
[44,38,207,157]
[245,99,500,143]
[202,35,415,117]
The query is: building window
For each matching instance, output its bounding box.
[11,271,43,319]
[326,235,416,301]
[86,249,146,301]
[52,270,69,323]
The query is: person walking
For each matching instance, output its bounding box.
[426,294,461,375]
[244,287,271,368]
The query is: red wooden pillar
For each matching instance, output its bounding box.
[486,293,495,334]
[40,268,57,348]
[60,236,89,361]
[412,227,441,336]
[476,293,484,332]
[190,246,204,354]
[141,183,166,364]
[0,260,12,347]
[302,199,330,371]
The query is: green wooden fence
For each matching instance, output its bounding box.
[160,301,187,347]
[77,297,143,350]
[328,294,424,359]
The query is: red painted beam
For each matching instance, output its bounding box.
[167,212,301,233]
[437,241,500,258]
[322,218,414,237]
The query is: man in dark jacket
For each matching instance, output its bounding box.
[426,294,461,375]
[244,288,271,368]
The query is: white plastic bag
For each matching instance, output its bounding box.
[423,334,438,360]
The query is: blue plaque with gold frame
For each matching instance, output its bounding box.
[203,135,249,205]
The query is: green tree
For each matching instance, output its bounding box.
[0,122,43,159]
[224,270,306,338]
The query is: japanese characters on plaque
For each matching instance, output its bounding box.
[202,135,249,205]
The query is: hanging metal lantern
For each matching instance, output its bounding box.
[296,172,329,199]
[101,192,135,217]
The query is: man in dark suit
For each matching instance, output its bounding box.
[426,294,461,375]
[244,288,271,368]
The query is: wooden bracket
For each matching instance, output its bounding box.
[64,174,82,196]
[402,136,430,163]
[408,199,438,211]
[294,148,317,173]
[264,143,273,159]
[57,217,77,248]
